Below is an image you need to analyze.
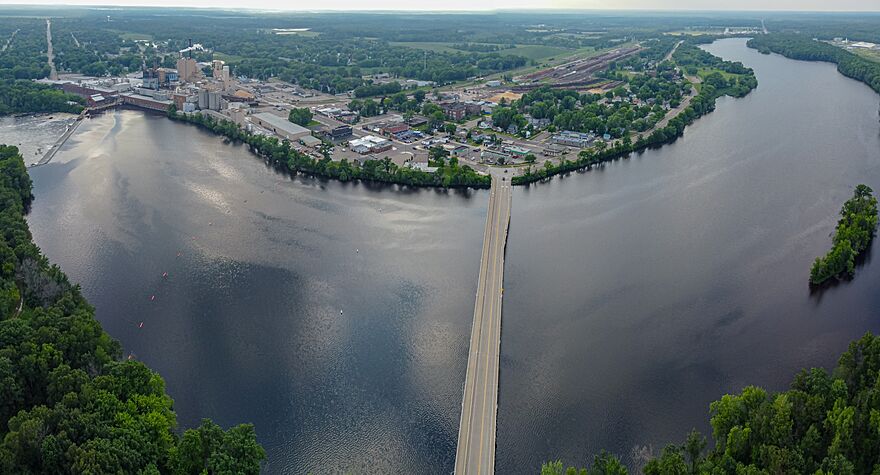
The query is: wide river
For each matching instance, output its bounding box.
[20,38,880,472]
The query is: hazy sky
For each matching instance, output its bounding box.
[2,0,878,11]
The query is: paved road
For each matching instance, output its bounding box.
[1,29,18,52]
[455,175,512,475]
[665,40,683,62]
[46,19,58,80]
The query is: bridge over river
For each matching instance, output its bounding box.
[455,175,512,474]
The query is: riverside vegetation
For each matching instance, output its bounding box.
[809,185,878,285]
[0,80,84,116]
[169,106,491,188]
[747,34,880,94]
[514,43,757,185]
[0,145,266,473]
[543,332,880,474]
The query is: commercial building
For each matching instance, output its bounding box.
[349,135,392,154]
[300,135,322,148]
[503,145,531,157]
[551,130,595,148]
[542,144,566,156]
[407,116,428,128]
[329,125,352,139]
[251,112,312,141]
[441,102,482,121]
[450,145,471,157]
[382,123,409,136]
[480,149,513,164]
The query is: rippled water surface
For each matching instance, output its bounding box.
[18,38,880,473]
[26,109,487,473]
[497,38,880,471]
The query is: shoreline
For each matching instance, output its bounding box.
[32,111,85,167]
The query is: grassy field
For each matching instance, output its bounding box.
[389,42,461,53]
[115,31,153,41]
[853,48,880,63]
[213,52,245,63]
[696,67,740,81]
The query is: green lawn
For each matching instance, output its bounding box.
[696,67,740,81]
[115,31,153,41]
[213,52,245,63]
[853,48,880,63]
[389,42,461,53]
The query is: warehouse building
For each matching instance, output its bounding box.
[250,112,312,141]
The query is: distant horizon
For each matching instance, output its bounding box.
[0,1,879,13]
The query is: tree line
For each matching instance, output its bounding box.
[514,63,757,185]
[747,34,880,95]
[169,108,490,189]
[543,332,880,474]
[810,184,878,285]
[0,80,85,115]
[0,144,265,473]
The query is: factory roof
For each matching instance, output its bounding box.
[252,112,310,136]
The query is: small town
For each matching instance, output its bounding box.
[36,37,706,177]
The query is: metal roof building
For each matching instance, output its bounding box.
[250,112,311,141]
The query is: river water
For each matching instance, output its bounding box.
[497,38,880,471]
[18,38,880,473]
[0,113,77,165]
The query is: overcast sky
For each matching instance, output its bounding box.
[2,0,878,11]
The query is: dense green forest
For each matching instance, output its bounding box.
[810,185,878,285]
[543,332,880,474]
[0,80,84,115]
[0,145,265,473]
[0,19,51,80]
[170,109,490,188]
[764,13,880,44]
[747,34,880,94]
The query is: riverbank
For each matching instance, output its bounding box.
[22,38,880,472]
[747,34,880,96]
[512,73,757,185]
[0,113,79,165]
[33,110,85,167]
[0,144,265,473]
[512,42,758,185]
[169,110,492,189]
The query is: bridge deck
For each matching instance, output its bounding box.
[455,176,512,475]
